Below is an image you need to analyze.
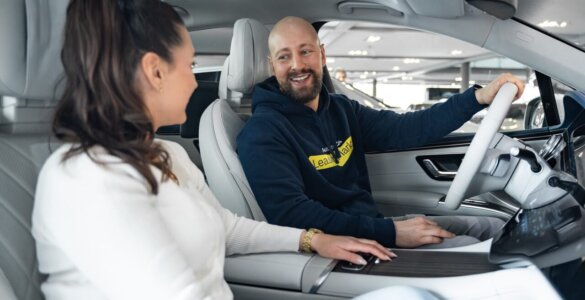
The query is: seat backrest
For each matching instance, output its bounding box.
[0,267,17,300]
[199,18,271,220]
[0,133,59,300]
[0,1,68,299]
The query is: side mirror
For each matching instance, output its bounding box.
[524,97,546,130]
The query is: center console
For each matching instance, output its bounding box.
[225,240,560,299]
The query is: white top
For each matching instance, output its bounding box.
[32,140,303,300]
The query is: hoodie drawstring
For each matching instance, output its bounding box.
[316,113,341,164]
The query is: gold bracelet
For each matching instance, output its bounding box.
[301,228,323,253]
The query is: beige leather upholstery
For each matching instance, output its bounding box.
[0,267,17,300]
[199,18,271,220]
[0,1,68,299]
[0,0,66,100]
[0,134,59,300]
[224,18,271,95]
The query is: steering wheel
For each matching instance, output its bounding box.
[444,83,518,210]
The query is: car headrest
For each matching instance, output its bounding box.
[0,0,67,100]
[224,18,271,95]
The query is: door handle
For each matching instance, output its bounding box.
[422,159,457,180]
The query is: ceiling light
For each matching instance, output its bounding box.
[392,66,400,71]
[401,75,413,81]
[366,35,381,43]
[326,58,335,63]
[372,71,377,75]
[403,58,420,64]
[327,67,333,72]
[360,74,367,79]
[538,20,569,28]
[451,49,463,55]
[470,80,476,84]
[455,77,462,82]
[349,50,368,56]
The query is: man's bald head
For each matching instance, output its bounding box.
[268,16,320,56]
[267,16,326,106]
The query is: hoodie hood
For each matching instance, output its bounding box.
[252,76,331,115]
[252,76,342,163]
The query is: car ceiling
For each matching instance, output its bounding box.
[173,0,585,86]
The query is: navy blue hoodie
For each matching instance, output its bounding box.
[237,76,484,247]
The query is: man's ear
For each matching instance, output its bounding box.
[140,52,165,92]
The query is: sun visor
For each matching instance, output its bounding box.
[0,0,67,101]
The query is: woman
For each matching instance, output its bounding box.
[31,0,394,299]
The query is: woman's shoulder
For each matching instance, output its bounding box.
[154,138,193,165]
[39,143,142,188]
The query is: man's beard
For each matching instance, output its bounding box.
[279,68,322,104]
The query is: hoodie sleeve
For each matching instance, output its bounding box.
[237,119,397,247]
[352,86,485,151]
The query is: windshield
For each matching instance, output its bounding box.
[515,0,585,51]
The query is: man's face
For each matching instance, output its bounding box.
[269,28,325,104]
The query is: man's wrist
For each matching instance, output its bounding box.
[472,84,484,105]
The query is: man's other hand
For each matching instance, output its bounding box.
[394,217,455,248]
[475,73,525,105]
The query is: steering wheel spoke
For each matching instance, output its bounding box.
[444,83,519,210]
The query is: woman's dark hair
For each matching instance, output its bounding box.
[54,0,185,194]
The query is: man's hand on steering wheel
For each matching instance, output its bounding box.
[475,73,525,105]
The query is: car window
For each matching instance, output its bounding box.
[318,21,568,135]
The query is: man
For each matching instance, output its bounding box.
[334,68,347,82]
[237,16,525,248]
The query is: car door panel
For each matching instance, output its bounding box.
[367,139,547,219]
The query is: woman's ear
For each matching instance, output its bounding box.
[140,52,165,92]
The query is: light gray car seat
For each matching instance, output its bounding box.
[0,1,68,300]
[199,18,272,221]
